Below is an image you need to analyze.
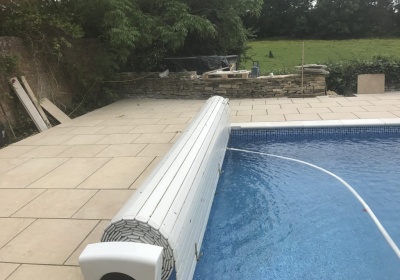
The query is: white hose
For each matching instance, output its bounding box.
[227,147,400,259]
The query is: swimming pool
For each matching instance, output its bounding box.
[194,126,400,279]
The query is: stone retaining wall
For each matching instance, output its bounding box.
[117,72,327,99]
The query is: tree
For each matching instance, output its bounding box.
[166,0,262,57]
[254,0,313,38]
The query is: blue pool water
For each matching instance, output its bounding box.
[193,128,400,279]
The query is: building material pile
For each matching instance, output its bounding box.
[295,64,329,75]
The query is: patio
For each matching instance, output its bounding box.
[1,93,400,280]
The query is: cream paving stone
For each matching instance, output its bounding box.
[369,99,400,105]
[0,159,29,174]
[336,100,374,107]
[239,100,266,106]
[138,144,173,157]
[130,156,163,189]
[280,103,311,109]
[228,100,242,106]
[43,127,77,136]
[78,157,154,189]
[95,144,146,157]
[179,111,199,118]
[65,220,110,265]
[0,218,35,248]
[285,113,322,121]
[121,113,156,119]
[95,134,140,144]
[0,219,98,264]
[73,190,134,219]
[361,105,399,112]
[162,124,188,133]
[353,111,398,119]
[236,109,267,116]
[172,107,200,113]
[0,146,37,158]
[95,125,136,134]
[346,95,379,101]
[57,145,108,158]
[267,108,299,115]
[291,98,322,104]
[68,126,106,135]
[130,124,168,133]
[229,110,237,116]
[0,158,68,188]
[18,145,71,158]
[134,133,176,144]
[298,107,332,114]
[13,189,97,218]
[309,102,341,108]
[390,111,400,117]
[28,158,110,189]
[169,133,182,144]
[11,133,45,146]
[322,97,349,102]
[319,112,359,120]
[251,115,286,122]
[6,264,83,280]
[376,94,400,100]
[230,115,251,123]
[230,105,252,111]
[128,118,162,125]
[63,135,107,145]
[156,118,190,125]
[149,112,183,119]
[28,134,76,146]
[329,106,366,113]
[0,263,19,280]
[265,99,293,105]
[252,104,281,110]
[58,119,104,127]
[0,189,45,217]
[92,119,133,126]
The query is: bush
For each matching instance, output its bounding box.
[325,56,400,95]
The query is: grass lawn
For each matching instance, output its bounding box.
[243,39,400,75]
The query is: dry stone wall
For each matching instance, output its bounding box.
[117,72,327,99]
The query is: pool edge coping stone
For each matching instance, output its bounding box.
[231,118,400,129]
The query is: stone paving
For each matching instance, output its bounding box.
[1,93,400,280]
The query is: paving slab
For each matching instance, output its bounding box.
[0,218,35,248]
[0,219,98,264]
[1,94,400,280]
[134,133,176,144]
[6,264,83,280]
[0,158,68,188]
[65,220,110,266]
[12,189,96,218]
[95,144,146,157]
[0,189,45,217]
[78,157,154,189]
[56,145,108,158]
[0,263,19,280]
[73,190,134,219]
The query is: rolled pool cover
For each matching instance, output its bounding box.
[101,96,230,280]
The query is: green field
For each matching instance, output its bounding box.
[244,39,400,75]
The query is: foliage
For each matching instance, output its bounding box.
[249,0,400,39]
[175,0,262,56]
[325,56,400,95]
[0,0,260,92]
[0,54,18,74]
[0,0,83,58]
